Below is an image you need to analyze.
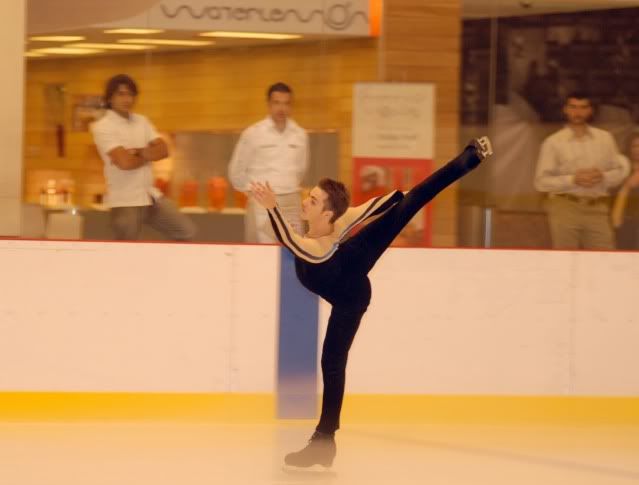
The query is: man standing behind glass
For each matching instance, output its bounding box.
[229,82,309,242]
[534,92,629,249]
[91,74,195,241]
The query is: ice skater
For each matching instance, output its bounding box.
[250,137,493,468]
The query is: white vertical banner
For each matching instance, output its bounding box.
[353,82,436,159]
[352,83,436,246]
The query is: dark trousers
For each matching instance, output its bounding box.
[316,146,477,433]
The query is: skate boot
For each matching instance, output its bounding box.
[284,430,336,468]
[473,136,493,160]
[460,136,493,172]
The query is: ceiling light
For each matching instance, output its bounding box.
[118,39,214,47]
[199,31,302,40]
[29,36,86,42]
[32,47,105,55]
[104,28,165,35]
[68,43,156,51]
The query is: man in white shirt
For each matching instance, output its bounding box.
[535,92,629,249]
[91,74,195,241]
[228,82,309,243]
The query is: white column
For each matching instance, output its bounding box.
[0,1,25,236]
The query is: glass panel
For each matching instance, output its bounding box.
[23,0,381,244]
[460,2,639,251]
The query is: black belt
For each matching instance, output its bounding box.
[555,193,609,206]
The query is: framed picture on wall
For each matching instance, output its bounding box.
[72,95,105,131]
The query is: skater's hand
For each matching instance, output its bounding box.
[249,181,276,209]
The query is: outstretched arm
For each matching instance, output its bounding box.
[249,181,277,210]
[251,182,334,263]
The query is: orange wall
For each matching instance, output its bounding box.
[383,0,462,246]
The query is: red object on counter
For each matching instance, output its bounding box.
[179,179,199,207]
[207,176,228,210]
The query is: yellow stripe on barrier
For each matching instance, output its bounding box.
[342,395,639,425]
[1,393,638,424]
[0,393,275,422]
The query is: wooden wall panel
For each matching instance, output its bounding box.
[383,0,462,247]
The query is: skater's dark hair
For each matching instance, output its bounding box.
[318,178,349,223]
[267,82,292,100]
[104,74,138,109]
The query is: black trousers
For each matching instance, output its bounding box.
[316,146,479,434]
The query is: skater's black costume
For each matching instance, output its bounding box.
[269,142,484,432]
[267,140,489,467]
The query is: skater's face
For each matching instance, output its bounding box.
[563,98,592,126]
[301,186,333,224]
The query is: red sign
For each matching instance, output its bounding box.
[353,157,433,247]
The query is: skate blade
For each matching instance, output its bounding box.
[475,136,493,159]
[282,464,337,477]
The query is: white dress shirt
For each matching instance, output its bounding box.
[91,109,162,208]
[534,125,630,197]
[228,117,309,195]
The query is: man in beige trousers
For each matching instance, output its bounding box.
[535,92,629,249]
